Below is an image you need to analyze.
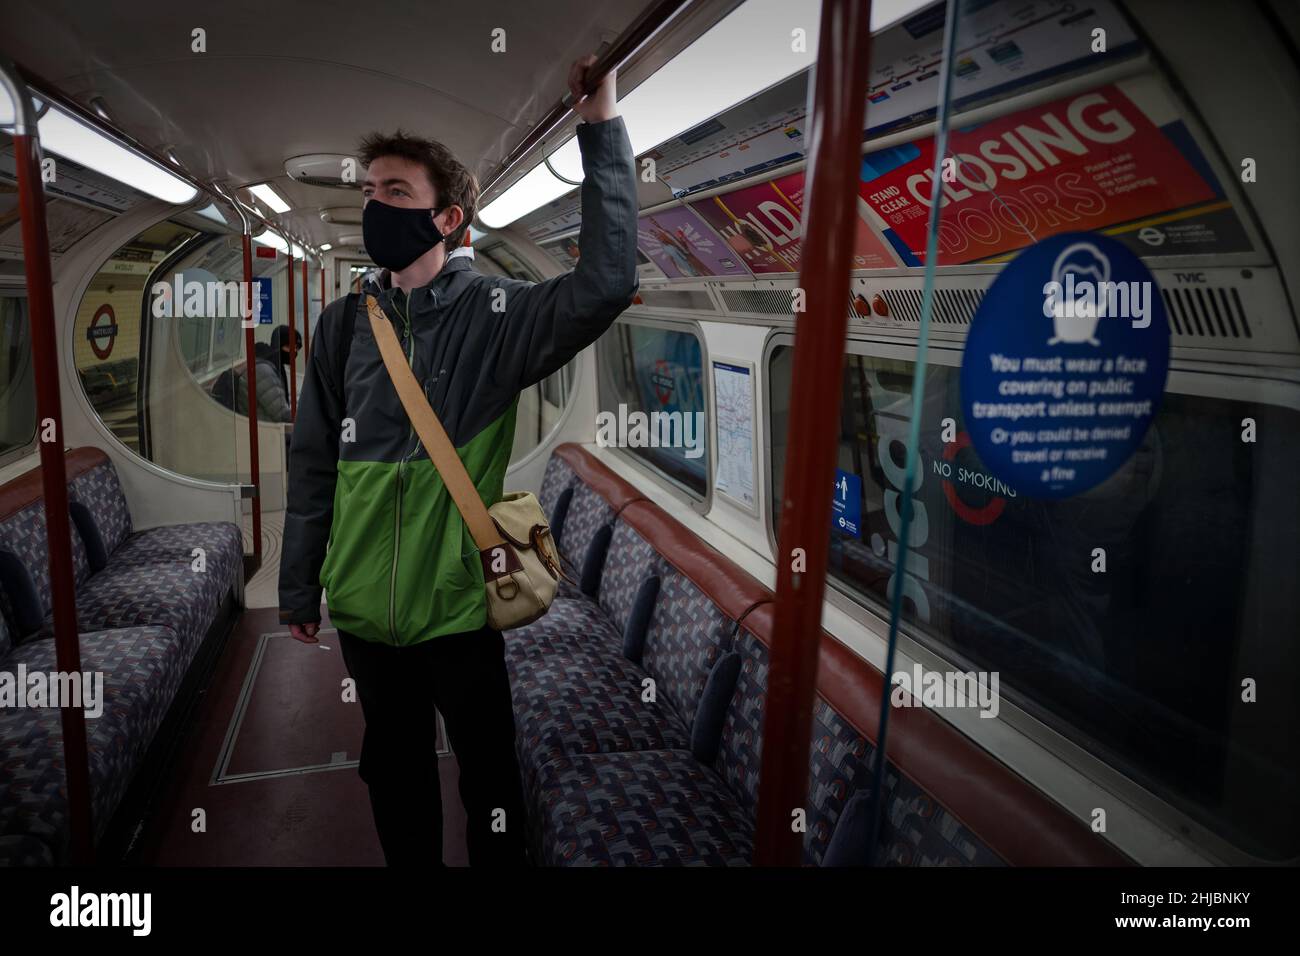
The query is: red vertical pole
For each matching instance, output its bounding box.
[4,61,95,864]
[301,255,310,362]
[285,237,297,420]
[753,0,873,866]
[241,231,263,565]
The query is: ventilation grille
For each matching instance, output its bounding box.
[718,288,795,316]
[637,288,716,312]
[293,176,359,190]
[877,288,985,325]
[873,284,1258,342]
[1160,286,1252,339]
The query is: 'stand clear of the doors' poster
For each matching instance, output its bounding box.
[857,77,1252,266]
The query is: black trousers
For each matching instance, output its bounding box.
[337,625,528,867]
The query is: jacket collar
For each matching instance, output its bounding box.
[362,255,477,314]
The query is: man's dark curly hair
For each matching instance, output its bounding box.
[358,129,478,247]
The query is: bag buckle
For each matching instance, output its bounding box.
[480,544,523,581]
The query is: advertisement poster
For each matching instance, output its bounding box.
[635,207,749,279]
[770,171,900,269]
[857,81,1250,265]
[635,247,666,281]
[691,180,803,274]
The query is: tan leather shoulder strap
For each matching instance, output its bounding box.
[365,295,503,551]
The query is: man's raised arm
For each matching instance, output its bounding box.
[477,58,640,391]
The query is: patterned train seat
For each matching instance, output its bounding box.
[506,445,1115,867]
[0,447,244,864]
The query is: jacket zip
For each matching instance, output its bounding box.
[387,294,417,643]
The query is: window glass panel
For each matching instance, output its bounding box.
[73,220,198,453]
[509,362,575,465]
[597,321,709,496]
[0,294,35,460]
[73,222,275,491]
[768,344,1300,858]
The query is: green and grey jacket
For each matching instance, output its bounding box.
[278,116,638,645]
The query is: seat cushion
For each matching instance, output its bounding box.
[532,750,755,866]
[504,598,622,669]
[538,455,579,523]
[554,572,586,603]
[0,501,93,637]
[639,572,733,727]
[824,773,1005,867]
[0,833,56,867]
[713,628,769,815]
[111,522,243,591]
[59,521,243,648]
[708,628,872,865]
[510,647,691,799]
[804,698,874,865]
[557,484,614,569]
[597,520,674,635]
[67,459,133,557]
[46,559,226,653]
[0,625,185,862]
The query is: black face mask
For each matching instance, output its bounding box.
[362,198,446,271]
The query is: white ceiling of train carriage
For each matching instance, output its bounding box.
[0,0,657,248]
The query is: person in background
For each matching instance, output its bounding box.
[234,324,300,424]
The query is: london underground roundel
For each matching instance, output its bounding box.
[87,304,118,360]
[960,231,1170,499]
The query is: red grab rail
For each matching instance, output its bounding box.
[302,255,310,364]
[1,57,95,864]
[215,181,264,568]
[285,233,297,421]
[753,0,874,866]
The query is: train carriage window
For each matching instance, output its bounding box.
[0,293,36,463]
[767,343,1300,859]
[510,359,575,466]
[74,221,198,454]
[597,319,709,498]
[73,219,294,486]
[761,0,1299,861]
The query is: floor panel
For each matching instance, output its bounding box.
[135,607,468,866]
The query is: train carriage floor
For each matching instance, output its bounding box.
[127,528,469,866]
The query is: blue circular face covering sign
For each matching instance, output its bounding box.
[960,231,1170,499]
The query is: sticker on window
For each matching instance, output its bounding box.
[960,231,1170,498]
[832,468,862,536]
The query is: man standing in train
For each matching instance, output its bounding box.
[277,55,638,866]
